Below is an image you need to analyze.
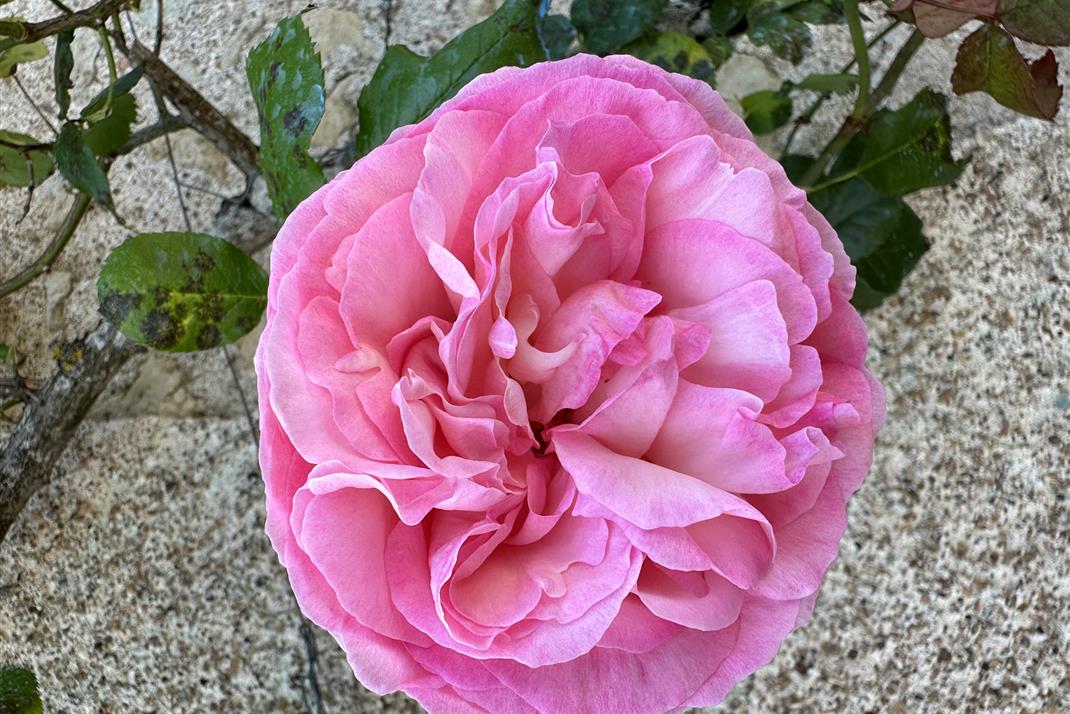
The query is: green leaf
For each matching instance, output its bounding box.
[79,65,144,122]
[810,177,929,310]
[624,32,720,84]
[97,232,268,352]
[951,24,1062,120]
[701,34,734,71]
[84,93,137,156]
[246,14,326,221]
[356,0,549,157]
[0,130,40,146]
[54,122,112,208]
[742,87,793,134]
[0,40,46,77]
[998,0,1070,46]
[0,132,52,188]
[797,72,858,94]
[356,45,424,156]
[0,19,28,39]
[780,152,815,185]
[570,0,666,55]
[0,666,43,714]
[0,343,9,362]
[708,0,750,34]
[54,29,75,120]
[540,13,576,60]
[828,89,969,196]
[790,0,845,24]
[747,3,811,63]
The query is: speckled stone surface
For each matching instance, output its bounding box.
[2,1,1069,712]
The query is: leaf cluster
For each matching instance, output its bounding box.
[893,0,1066,120]
[0,18,143,214]
[4,0,1061,346]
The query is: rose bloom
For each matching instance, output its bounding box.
[256,54,883,713]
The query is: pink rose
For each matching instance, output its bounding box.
[256,54,884,713]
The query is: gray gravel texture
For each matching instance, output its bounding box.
[1,1,1068,712]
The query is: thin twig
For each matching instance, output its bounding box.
[178,181,230,200]
[127,40,260,179]
[0,0,127,52]
[163,103,262,455]
[0,193,92,301]
[154,0,164,55]
[97,27,119,118]
[120,113,188,153]
[843,0,871,121]
[12,75,58,136]
[382,0,393,50]
[223,347,259,446]
[799,29,925,189]
[297,612,327,714]
[782,20,899,157]
[164,134,192,231]
[150,33,193,236]
[868,30,926,108]
[48,0,76,14]
[122,7,139,45]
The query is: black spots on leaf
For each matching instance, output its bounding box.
[283,108,310,136]
[691,59,713,81]
[141,308,181,349]
[151,285,171,307]
[196,324,222,350]
[194,293,225,323]
[918,124,950,155]
[177,249,215,295]
[623,32,719,85]
[235,314,258,333]
[97,232,267,352]
[247,14,326,219]
[99,290,143,323]
[193,248,216,275]
[171,300,189,321]
[646,51,711,80]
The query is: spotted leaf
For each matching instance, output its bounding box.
[247,14,326,220]
[98,232,268,352]
[624,32,722,85]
